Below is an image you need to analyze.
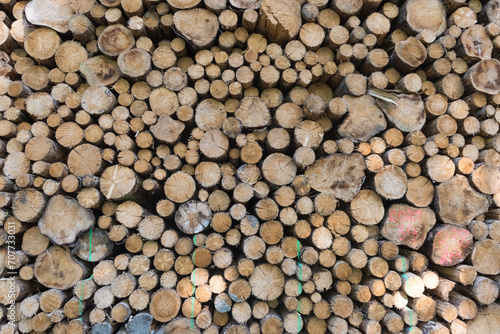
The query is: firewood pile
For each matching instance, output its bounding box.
[0,0,500,333]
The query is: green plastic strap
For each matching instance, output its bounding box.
[78,229,93,317]
[402,256,406,273]
[191,235,197,328]
[191,270,195,328]
[296,240,302,331]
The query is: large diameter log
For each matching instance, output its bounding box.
[149,289,181,322]
[25,0,74,33]
[466,303,500,334]
[34,246,86,290]
[80,56,122,86]
[426,225,473,266]
[398,0,447,37]
[249,264,284,301]
[381,204,436,250]
[39,194,95,245]
[98,24,135,57]
[173,9,219,50]
[175,201,213,234]
[434,175,489,226]
[456,25,493,62]
[12,189,47,223]
[81,86,117,115]
[391,37,427,73]
[338,95,387,142]
[471,239,500,275]
[99,165,139,200]
[256,0,301,44]
[235,97,271,130]
[305,153,366,202]
[373,92,425,133]
[157,318,201,333]
[150,116,185,145]
[463,59,500,95]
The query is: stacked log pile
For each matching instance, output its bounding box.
[0,0,500,333]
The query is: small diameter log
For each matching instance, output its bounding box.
[39,194,95,245]
[381,204,436,250]
[75,229,114,262]
[426,225,473,267]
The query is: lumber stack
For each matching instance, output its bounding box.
[0,0,500,333]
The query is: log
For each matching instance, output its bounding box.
[256,0,301,44]
[338,95,387,142]
[39,194,95,245]
[34,246,86,290]
[434,175,489,226]
[173,9,219,50]
[381,204,436,250]
[463,59,500,95]
[426,225,473,266]
[305,153,366,202]
[397,0,447,37]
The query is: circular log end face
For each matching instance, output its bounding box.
[432,226,473,266]
[249,264,285,301]
[98,24,135,57]
[80,56,122,86]
[381,204,436,250]
[34,246,83,290]
[374,165,408,200]
[173,9,219,49]
[164,171,196,203]
[175,200,213,234]
[25,27,61,60]
[150,288,181,322]
[406,0,446,35]
[68,144,102,177]
[262,153,297,186]
[471,239,500,275]
[470,59,500,95]
[100,165,137,200]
